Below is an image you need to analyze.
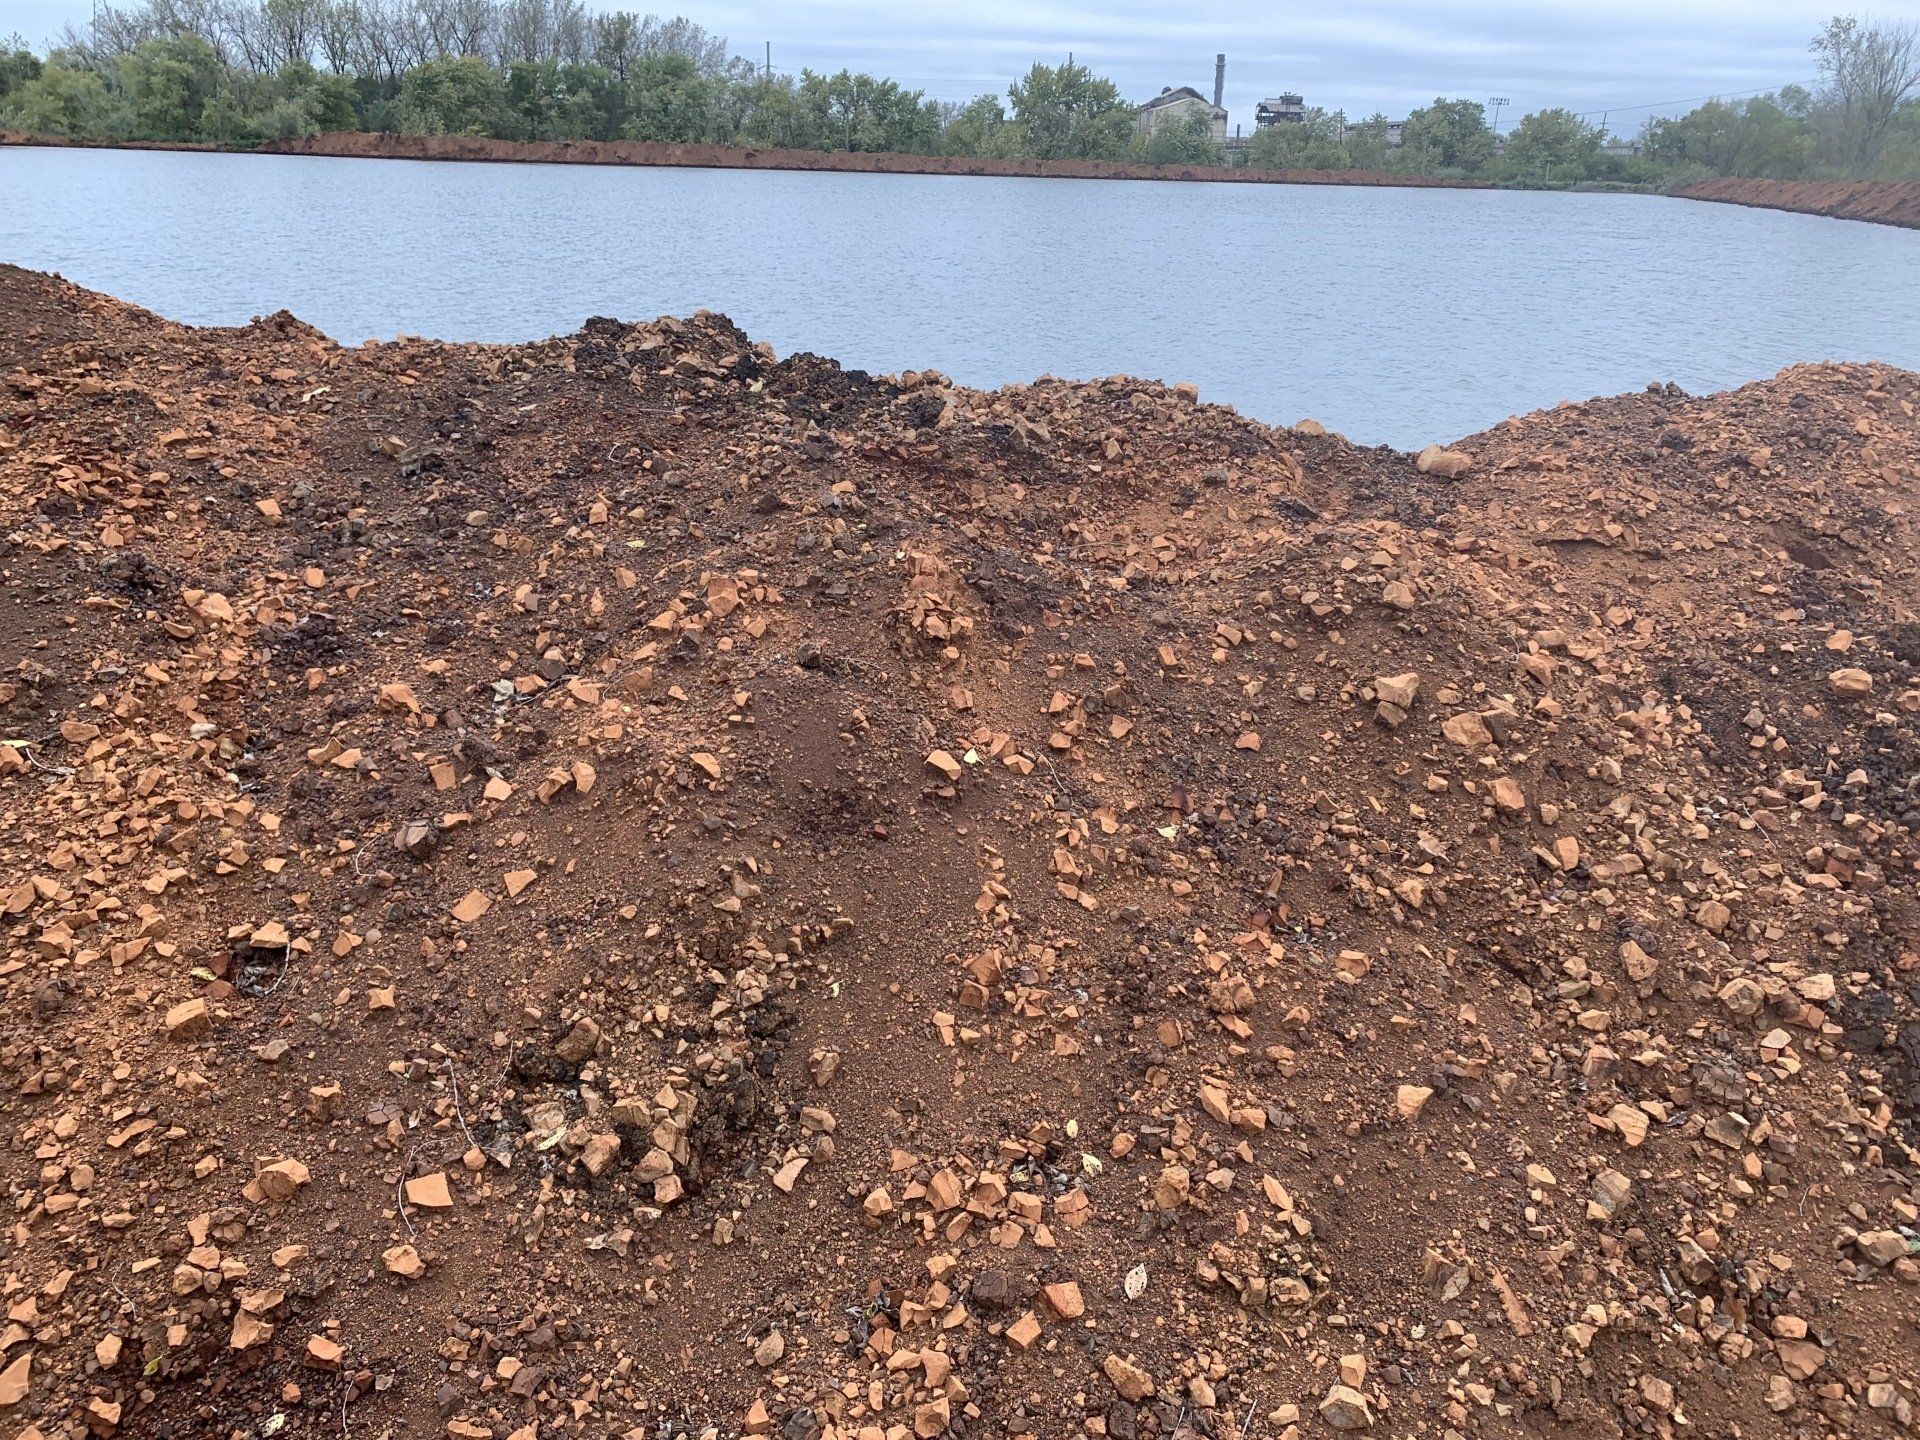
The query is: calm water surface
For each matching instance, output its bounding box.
[6,145,1920,448]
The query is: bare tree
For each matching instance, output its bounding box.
[406,0,490,61]
[314,0,359,71]
[638,12,725,75]
[247,0,323,69]
[493,0,582,63]
[57,0,247,64]
[49,0,731,92]
[1812,13,1920,174]
[445,0,493,58]
[351,0,409,82]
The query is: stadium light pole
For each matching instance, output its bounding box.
[1489,96,1510,135]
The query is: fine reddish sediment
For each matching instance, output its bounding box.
[2,265,1920,1440]
[1675,176,1920,230]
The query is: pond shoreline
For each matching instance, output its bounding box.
[1673,176,1920,230]
[13,131,1920,228]
[3,128,1489,188]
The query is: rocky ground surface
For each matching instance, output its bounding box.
[1674,178,1920,231]
[2,264,1919,1440]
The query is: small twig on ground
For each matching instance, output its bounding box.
[396,1144,419,1238]
[443,1057,479,1152]
[261,941,292,996]
[17,743,75,777]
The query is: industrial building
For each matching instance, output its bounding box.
[1256,94,1306,127]
[1136,54,1231,145]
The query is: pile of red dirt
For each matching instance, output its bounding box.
[1675,177,1920,230]
[2,265,1919,1440]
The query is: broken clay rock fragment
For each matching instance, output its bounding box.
[1102,1354,1155,1402]
[1320,1384,1375,1430]
[1414,444,1471,478]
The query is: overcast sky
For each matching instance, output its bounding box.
[14,0,1920,133]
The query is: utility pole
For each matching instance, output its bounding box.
[764,41,770,80]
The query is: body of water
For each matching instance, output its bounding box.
[6,145,1920,449]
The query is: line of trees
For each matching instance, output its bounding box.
[1243,16,1920,186]
[1,6,1916,183]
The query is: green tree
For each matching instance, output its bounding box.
[1642,89,1818,179]
[1344,112,1392,171]
[941,93,1010,157]
[397,55,508,136]
[2,55,113,136]
[497,59,620,140]
[270,59,360,132]
[1876,97,1920,177]
[1245,107,1349,170]
[551,62,623,139]
[724,71,808,148]
[1643,98,1748,173]
[1006,60,1132,160]
[0,43,42,103]
[622,51,709,141]
[118,33,232,140]
[1400,96,1494,173]
[793,69,936,153]
[1138,109,1222,165]
[1502,107,1602,182]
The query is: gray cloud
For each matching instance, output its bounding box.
[14,0,1920,134]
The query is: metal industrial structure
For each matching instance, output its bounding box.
[1255,94,1307,127]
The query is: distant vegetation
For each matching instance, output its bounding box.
[2,6,1917,183]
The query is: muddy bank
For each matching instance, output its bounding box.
[3,264,1920,1440]
[1676,175,1920,229]
[1,127,1483,186]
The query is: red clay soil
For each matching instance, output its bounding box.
[1676,177,1920,230]
[0,128,1482,188]
[3,264,1920,1440]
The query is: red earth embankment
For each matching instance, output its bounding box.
[3,126,1477,186]
[251,129,1484,186]
[1676,175,1920,229]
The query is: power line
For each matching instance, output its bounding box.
[1566,80,1811,119]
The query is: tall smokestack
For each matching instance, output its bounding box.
[1214,53,1225,108]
